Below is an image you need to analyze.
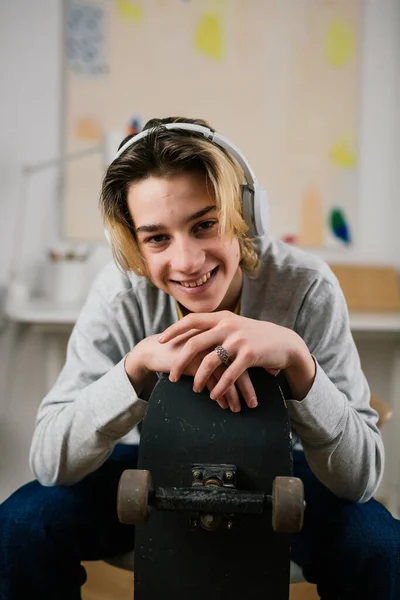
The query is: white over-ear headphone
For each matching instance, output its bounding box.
[108,122,269,239]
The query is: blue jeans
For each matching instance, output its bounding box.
[291,451,400,598]
[0,446,399,599]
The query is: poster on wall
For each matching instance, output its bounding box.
[67,1,108,76]
[62,0,361,248]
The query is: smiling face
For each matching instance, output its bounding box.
[127,172,243,313]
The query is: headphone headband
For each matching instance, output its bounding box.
[113,123,257,187]
[110,122,268,238]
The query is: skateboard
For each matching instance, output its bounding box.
[117,368,304,599]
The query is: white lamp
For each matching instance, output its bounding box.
[6,130,124,308]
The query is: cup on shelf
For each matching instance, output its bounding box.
[46,246,90,305]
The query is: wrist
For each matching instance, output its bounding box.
[284,335,316,401]
[124,343,150,394]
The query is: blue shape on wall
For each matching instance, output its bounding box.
[330,208,351,244]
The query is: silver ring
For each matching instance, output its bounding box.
[215,345,230,366]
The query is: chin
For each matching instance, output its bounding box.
[182,298,223,314]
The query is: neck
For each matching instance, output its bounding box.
[216,267,243,312]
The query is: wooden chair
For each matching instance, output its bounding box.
[370,394,393,428]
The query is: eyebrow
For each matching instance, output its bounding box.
[135,205,217,233]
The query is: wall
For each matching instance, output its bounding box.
[0,0,63,292]
[0,0,400,294]
[319,0,400,265]
[358,0,400,261]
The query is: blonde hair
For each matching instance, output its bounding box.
[100,117,260,277]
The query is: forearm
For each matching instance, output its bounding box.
[287,362,384,502]
[284,336,316,400]
[30,359,147,486]
[302,410,384,502]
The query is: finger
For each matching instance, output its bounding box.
[203,365,241,413]
[210,358,258,409]
[172,328,203,346]
[220,384,241,413]
[235,370,258,409]
[192,350,229,393]
[158,313,222,343]
[205,376,229,410]
[193,351,245,412]
[266,368,280,375]
[169,330,223,382]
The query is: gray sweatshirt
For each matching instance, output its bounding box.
[30,237,383,502]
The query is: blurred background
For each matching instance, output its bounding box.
[0,0,400,547]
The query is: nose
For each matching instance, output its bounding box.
[169,237,206,276]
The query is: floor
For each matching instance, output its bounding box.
[81,560,320,600]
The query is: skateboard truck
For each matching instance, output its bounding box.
[191,464,236,532]
[117,466,305,534]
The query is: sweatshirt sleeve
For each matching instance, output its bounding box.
[29,276,147,487]
[286,274,384,502]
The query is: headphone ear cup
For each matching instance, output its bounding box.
[253,186,269,237]
[241,184,269,238]
[241,185,257,238]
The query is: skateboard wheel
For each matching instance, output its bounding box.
[117,469,152,525]
[272,476,305,534]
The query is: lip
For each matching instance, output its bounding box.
[172,266,218,295]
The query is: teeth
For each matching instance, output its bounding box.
[180,270,212,288]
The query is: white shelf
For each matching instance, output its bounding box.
[6,298,400,334]
[349,312,400,333]
[5,297,83,325]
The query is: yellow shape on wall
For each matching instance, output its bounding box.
[330,138,356,168]
[117,0,143,22]
[325,20,355,67]
[195,13,223,60]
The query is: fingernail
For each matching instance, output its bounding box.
[169,374,176,383]
[193,386,199,393]
[158,334,164,342]
[250,398,258,408]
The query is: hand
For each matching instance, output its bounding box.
[138,330,259,412]
[158,311,313,402]
[126,331,248,411]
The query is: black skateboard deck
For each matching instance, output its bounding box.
[119,368,302,599]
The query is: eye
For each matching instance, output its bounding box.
[194,220,217,233]
[144,234,169,245]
